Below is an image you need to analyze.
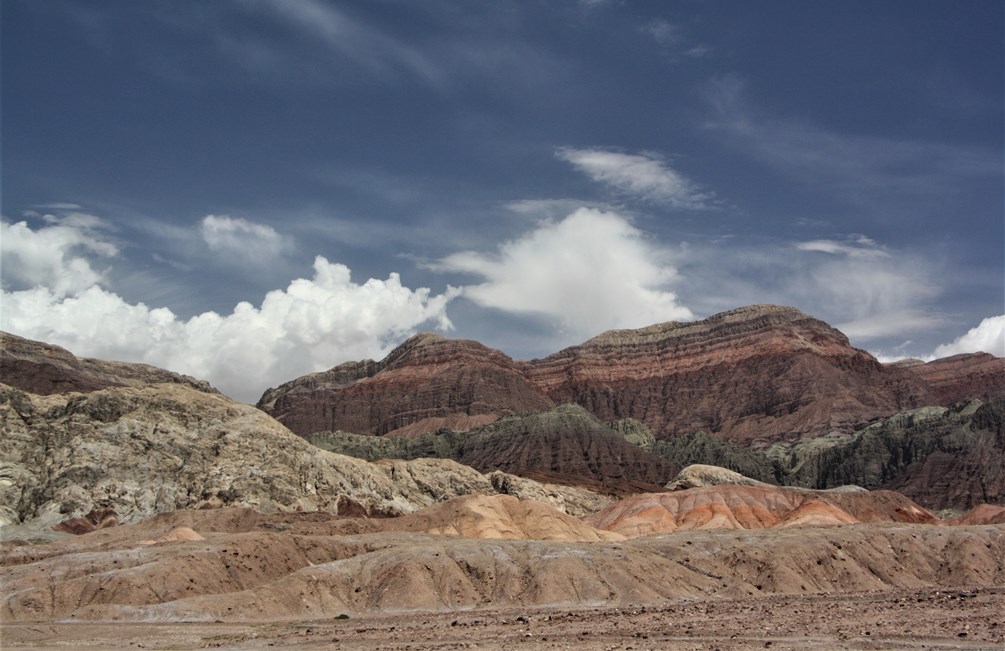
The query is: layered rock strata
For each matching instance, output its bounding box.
[262,305,1004,445]
[308,404,674,494]
[259,333,553,436]
[0,331,215,395]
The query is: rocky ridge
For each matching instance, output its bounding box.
[308,404,674,494]
[0,331,215,396]
[0,382,610,532]
[261,305,1004,445]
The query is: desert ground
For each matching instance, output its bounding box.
[3,502,1004,650]
[4,588,1004,650]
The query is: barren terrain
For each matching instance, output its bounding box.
[5,587,1005,650]
[3,503,1004,650]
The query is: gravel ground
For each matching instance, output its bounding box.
[5,587,1003,650]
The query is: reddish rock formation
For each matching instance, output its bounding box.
[587,484,938,538]
[263,305,997,446]
[527,305,931,444]
[259,333,553,436]
[0,331,215,395]
[897,353,1005,405]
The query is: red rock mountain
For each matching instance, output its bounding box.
[0,331,216,396]
[258,333,553,437]
[260,305,1005,445]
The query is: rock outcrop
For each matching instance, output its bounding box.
[665,464,770,490]
[0,382,608,531]
[0,331,216,395]
[588,484,938,538]
[262,305,1002,446]
[308,404,674,494]
[778,398,1005,511]
[259,333,553,436]
[897,353,1005,404]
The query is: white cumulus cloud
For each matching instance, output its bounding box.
[434,208,692,338]
[557,148,716,209]
[933,315,1005,358]
[1,216,117,297]
[2,218,458,402]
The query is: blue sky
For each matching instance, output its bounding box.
[2,0,1003,402]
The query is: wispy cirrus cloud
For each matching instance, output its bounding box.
[704,75,1000,202]
[793,234,888,259]
[557,148,718,209]
[670,232,944,342]
[245,0,443,85]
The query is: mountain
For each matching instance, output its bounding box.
[779,398,1005,512]
[0,331,216,395]
[261,305,1005,445]
[308,403,675,494]
[258,332,553,436]
[0,380,610,532]
[896,353,1005,404]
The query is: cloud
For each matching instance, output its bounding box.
[933,315,1005,358]
[238,0,442,86]
[1,215,117,296]
[641,19,681,45]
[557,148,716,209]
[672,234,942,342]
[788,240,940,340]
[794,235,888,259]
[1,219,458,402]
[433,208,692,338]
[200,214,292,263]
[704,77,1000,202]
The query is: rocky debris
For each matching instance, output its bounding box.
[0,330,216,396]
[262,305,1001,446]
[587,484,937,538]
[6,588,1004,650]
[3,511,1002,623]
[51,508,119,535]
[0,382,610,531]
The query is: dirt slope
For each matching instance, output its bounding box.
[3,508,1002,623]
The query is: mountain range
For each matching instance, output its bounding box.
[3,305,1004,647]
[260,305,1003,445]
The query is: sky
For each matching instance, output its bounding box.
[2,0,1003,403]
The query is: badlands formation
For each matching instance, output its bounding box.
[2,305,1005,650]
